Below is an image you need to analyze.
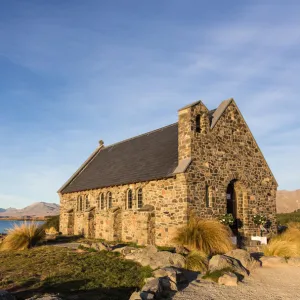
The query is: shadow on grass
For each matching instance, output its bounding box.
[43,235,83,245]
[9,276,135,300]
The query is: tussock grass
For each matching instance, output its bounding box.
[174,213,233,256]
[186,250,208,272]
[0,222,45,251]
[263,227,300,258]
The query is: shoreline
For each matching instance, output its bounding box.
[0,217,48,221]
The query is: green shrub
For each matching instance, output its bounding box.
[174,213,233,256]
[0,222,45,251]
[277,211,300,225]
[185,250,208,272]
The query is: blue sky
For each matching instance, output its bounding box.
[0,1,299,208]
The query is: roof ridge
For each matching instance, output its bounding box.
[104,122,178,149]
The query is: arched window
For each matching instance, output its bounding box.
[85,195,90,210]
[127,189,133,209]
[137,188,143,209]
[195,115,201,133]
[100,193,105,210]
[107,192,112,209]
[205,185,213,207]
[78,195,83,211]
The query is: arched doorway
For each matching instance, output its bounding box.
[226,180,237,219]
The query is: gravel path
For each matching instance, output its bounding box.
[174,265,300,300]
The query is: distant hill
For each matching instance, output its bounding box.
[276,190,300,213]
[0,202,59,217]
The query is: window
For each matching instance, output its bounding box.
[195,115,201,133]
[85,195,90,210]
[137,188,143,208]
[127,189,133,209]
[205,185,213,207]
[107,192,112,209]
[100,193,105,210]
[78,196,83,211]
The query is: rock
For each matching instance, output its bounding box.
[287,257,300,267]
[125,247,186,269]
[175,245,190,255]
[225,249,260,271]
[0,290,16,300]
[129,291,142,300]
[260,256,286,267]
[218,272,238,286]
[141,278,162,299]
[140,292,154,300]
[80,243,91,249]
[25,295,62,300]
[209,255,248,276]
[112,246,137,255]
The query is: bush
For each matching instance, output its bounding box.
[185,250,208,272]
[277,211,300,225]
[41,215,59,232]
[263,227,300,258]
[45,227,59,235]
[174,213,233,256]
[0,222,45,251]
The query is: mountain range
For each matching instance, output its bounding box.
[0,190,298,217]
[0,202,59,217]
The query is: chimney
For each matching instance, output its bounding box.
[98,140,104,149]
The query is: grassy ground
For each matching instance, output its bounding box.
[0,246,152,300]
[276,211,300,225]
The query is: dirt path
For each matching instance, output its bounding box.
[174,265,300,300]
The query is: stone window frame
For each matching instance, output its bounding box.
[107,192,112,209]
[127,189,133,210]
[137,188,143,209]
[205,185,213,208]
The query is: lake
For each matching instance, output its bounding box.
[0,220,44,234]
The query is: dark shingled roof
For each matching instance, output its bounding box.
[61,123,179,194]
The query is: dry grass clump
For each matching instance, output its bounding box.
[174,213,233,256]
[45,227,58,235]
[288,222,300,230]
[0,222,45,251]
[263,227,300,258]
[186,250,208,272]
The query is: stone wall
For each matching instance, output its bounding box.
[180,100,277,238]
[59,173,188,246]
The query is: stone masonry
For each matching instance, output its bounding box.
[59,99,277,246]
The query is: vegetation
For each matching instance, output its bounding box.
[0,246,152,300]
[263,227,300,258]
[0,222,45,251]
[185,250,208,272]
[45,227,58,235]
[276,211,300,225]
[174,213,233,256]
[202,267,233,282]
[41,215,59,232]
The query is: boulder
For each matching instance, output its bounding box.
[260,256,286,267]
[175,245,190,255]
[125,246,185,269]
[218,272,238,286]
[225,249,260,271]
[112,246,137,256]
[141,278,162,299]
[209,255,248,276]
[25,295,62,300]
[287,257,300,267]
[0,291,16,300]
[129,291,142,300]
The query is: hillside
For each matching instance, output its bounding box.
[276,189,300,213]
[0,202,59,217]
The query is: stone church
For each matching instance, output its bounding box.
[59,99,277,246]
